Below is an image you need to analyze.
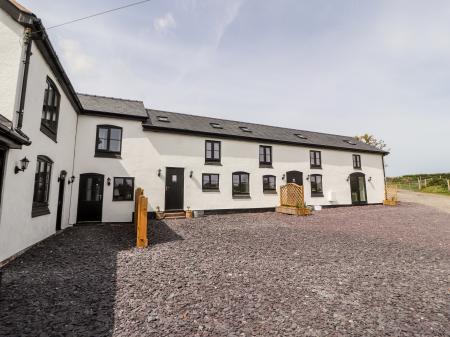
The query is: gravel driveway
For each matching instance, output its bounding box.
[1,203,449,336]
[398,189,450,214]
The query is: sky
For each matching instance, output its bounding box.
[20,0,450,176]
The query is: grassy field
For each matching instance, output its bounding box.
[388,173,450,196]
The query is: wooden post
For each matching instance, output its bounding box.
[418,178,421,190]
[134,188,143,228]
[447,179,450,192]
[136,195,148,248]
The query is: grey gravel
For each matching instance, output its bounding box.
[1,203,449,336]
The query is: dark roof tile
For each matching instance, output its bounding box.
[77,93,147,119]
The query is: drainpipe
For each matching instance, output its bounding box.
[16,28,33,130]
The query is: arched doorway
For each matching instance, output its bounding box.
[286,171,303,185]
[349,172,367,204]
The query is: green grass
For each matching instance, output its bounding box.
[388,173,450,196]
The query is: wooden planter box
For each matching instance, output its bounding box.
[383,199,397,206]
[276,206,312,216]
[185,210,193,218]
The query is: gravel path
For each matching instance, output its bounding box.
[1,203,449,336]
[398,189,450,214]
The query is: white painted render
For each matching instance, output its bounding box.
[0,9,23,121]
[0,41,78,262]
[71,115,385,224]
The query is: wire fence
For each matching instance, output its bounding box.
[387,175,450,194]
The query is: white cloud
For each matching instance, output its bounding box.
[153,13,176,33]
[58,38,94,74]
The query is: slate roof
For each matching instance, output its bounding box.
[78,94,148,119]
[144,109,387,154]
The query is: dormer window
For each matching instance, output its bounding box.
[40,77,60,141]
[210,122,223,129]
[157,116,170,122]
[295,134,307,139]
[239,126,251,133]
[344,139,357,145]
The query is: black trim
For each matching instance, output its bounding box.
[263,175,276,192]
[321,203,383,209]
[40,77,60,141]
[259,145,272,166]
[204,207,275,215]
[310,174,323,197]
[205,140,221,164]
[32,155,53,216]
[112,177,134,201]
[95,125,122,157]
[310,150,322,169]
[17,33,32,129]
[353,154,362,169]
[202,173,220,191]
[232,171,250,196]
[31,205,50,218]
[143,125,389,155]
[81,110,148,121]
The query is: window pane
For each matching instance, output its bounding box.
[265,150,271,163]
[109,140,121,152]
[110,128,122,140]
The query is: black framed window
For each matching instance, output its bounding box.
[205,140,221,163]
[40,77,60,141]
[263,175,276,192]
[113,177,134,201]
[310,174,323,197]
[310,150,322,168]
[259,145,272,166]
[232,172,249,195]
[353,154,361,169]
[95,125,123,158]
[202,174,219,191]
[32,155,53,217]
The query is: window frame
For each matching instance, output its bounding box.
[310,174,324,197]
[262,175,276,193]
[95,124,123,158]
[259,145,273,167]
[310,150,322,169]
[40,77,61,142]
[112,177,135,201]
[32,155,53,217]
[202,173,220,191]
[205,140,221,164]
[353,154,362,169]
[232,171,250,196]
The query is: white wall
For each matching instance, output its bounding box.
[0,40,78,262]
[71,115,386,223]
[0,9,23,121]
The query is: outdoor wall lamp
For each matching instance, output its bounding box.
[14,156,29,174]
[368,177,372,182]
[107,177,111,186]
[282,174,285,180]
[190,170,193,178]
[58,170,67,182]
[346,175,350,182]
[68,176,76,185]
[157,169,161,177]
[306,175,310,181]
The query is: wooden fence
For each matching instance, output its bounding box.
[280,183,304,207]
[383,183,398,206]
[134,187,148,248]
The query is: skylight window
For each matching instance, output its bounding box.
[295,133,307,139]
[157,116,170,122]
[239,126,252,133]
[210,122,223,129]
[344,139,357,145]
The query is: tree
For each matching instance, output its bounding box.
[354,134,389,151]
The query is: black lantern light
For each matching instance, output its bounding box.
[157,169,161,177]
[68,176,76,185]
[14,156,30,174]
[107,177,111,186]
[190,170,193,178]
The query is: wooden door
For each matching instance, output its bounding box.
[286,170,303,185]
[77,173,104,222]
[165,167,184,211]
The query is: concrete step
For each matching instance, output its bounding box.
[164,211,186,219]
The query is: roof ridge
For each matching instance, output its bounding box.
[78,92,143,103]
[145,108,362,141]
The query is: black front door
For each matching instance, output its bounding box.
[56,170,67,231]
[0,148,6,206]
[165,167,184,211]
[77,173,104,222]
[286,170,303,185]
[350,172,367,204]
